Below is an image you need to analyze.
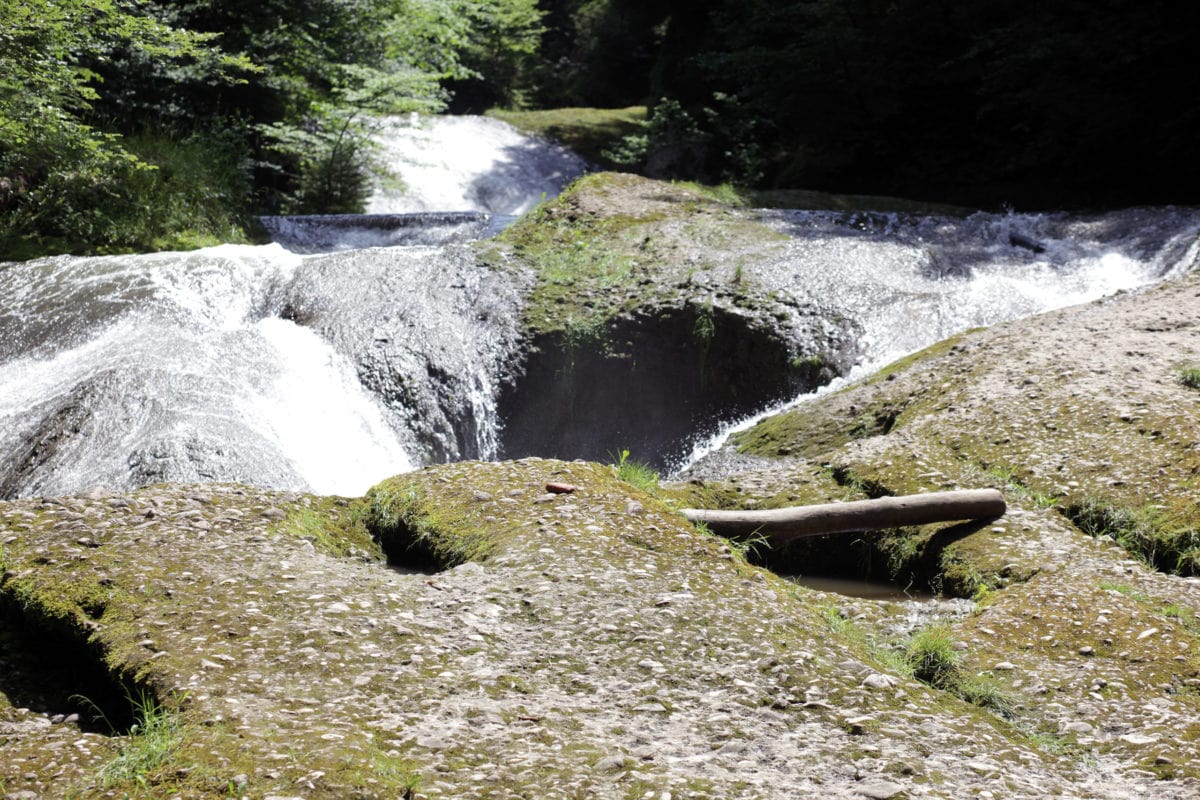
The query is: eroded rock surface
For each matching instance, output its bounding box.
[683,269,1200,787]
[3,454,1199,798]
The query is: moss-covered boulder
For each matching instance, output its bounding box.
[681,270,1200,784]
[484,173,858,469]
[8,456,1197,797]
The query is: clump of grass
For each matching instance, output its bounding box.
[723,529,770,563]
[1065,496,1200,576]
[906,625,960,688]
[97,691,186,789]
[1178,367,1200,389]
[1099,581,1148,602]
[610,449,659,494]
[902,625,1014,716]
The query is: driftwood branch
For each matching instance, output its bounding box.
[681,489,1005,543]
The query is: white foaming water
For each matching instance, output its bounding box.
[0,242,419,497]
[676,206,1200,472]
[247,318,414,495]
[367,115,587,215]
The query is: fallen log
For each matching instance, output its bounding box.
[681,489,1005,543]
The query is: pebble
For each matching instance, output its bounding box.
[860,673,899,690]
[594,756,626,774]
[855,780,907,799]
[1119,733,1159,745]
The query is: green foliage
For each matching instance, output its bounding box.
[2,131,254,257]
[1066,496,1200,576]
[96,691,186,789]
[529,0,661,109]
[615,0,1200,205]
[610,448,659,494]
[1,0,538,254]
[451,0,546,109]
[0,0,256,256]
[905,625,960,689]
[1178,367,1200,389]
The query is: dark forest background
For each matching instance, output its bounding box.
[4,0,1198,258]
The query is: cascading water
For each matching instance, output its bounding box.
[679,205,1200,469]
[367,115,587,216]
[1,113,1197,498]
[0,115,580,498]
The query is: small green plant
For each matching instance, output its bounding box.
[692,301,716,344]
[1026,728,1082,756]
[1160,603,1198,633]
[727,529,770,562]
[1099,581,1149,602]
[956,675,1015,717]
[96,691,186,789]
[819,605,846,633]
[1178,367,1200,389]
[905,625,960,688]
[610,449,660,494]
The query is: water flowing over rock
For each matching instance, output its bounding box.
[367,114,588,215]
[1,119,1199,497]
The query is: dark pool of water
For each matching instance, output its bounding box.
[787,575,935,601]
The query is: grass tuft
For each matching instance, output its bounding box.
[905,625,960,688]
[1179,367,1200,389]
[97,691,186,789]
[610,449,660,494]
[1065,496,1200,576]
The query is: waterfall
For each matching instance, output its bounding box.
[676,205,1200,470]
[0,116,577,499]
[366,115,587,216]
[1,114,1197,498]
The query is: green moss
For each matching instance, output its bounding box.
[485,106,648,169]
[730,396,908,459]
[863,332,974,386]
[1064,496,1200,576]
[365,474,507,569]
[277,498,383,561]
[486,172,790,337]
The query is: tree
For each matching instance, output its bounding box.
[0,0,251,237]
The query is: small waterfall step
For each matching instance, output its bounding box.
[260,211,490,253]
